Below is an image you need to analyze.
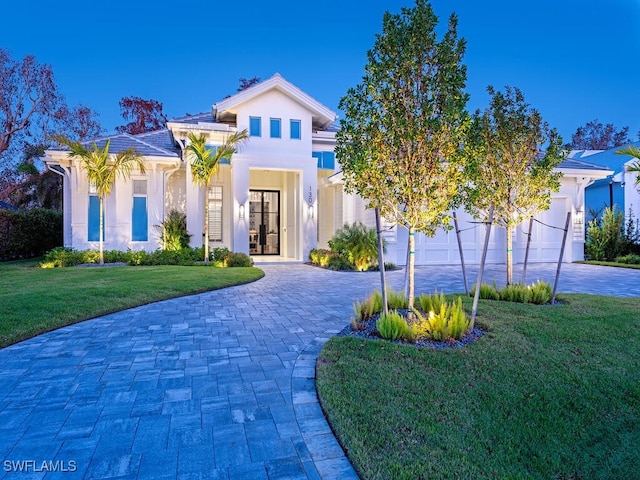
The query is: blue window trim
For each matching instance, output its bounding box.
[270,118,281,139]
[290,119,301,140]
[249,116,261,137]
[132,196,148,241]
[88,194,100,241]
[313,151,335,170]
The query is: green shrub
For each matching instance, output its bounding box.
[212,247,231,266]
[0,208,62,261]
[224,252,253,267]
[471,281,501,300]
[309,248,336,267]
[377,311,412,341]
[615,253,640,265]
[529,280,552,305]
[328,222,382,271]
[327,255,354,271]
[158,210,191,251]
[499,283,531,303]
[586,207,626,261]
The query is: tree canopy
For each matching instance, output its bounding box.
[336,0,469,307]
[116,96,167,135]
[465,85,565,284]
[567,119,631,150]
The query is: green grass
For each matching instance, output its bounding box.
[317,294,640,480]
[0,259,264,348]
[577,260,640,270]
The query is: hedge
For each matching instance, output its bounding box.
[0,209,63,261]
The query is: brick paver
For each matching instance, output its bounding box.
[0,262,638,479]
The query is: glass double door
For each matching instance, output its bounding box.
[249,190,280,255]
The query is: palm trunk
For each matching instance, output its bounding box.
[408,226,415,310]
[203,185,209,264]
[99,197,104,265]
[506,224,513,285]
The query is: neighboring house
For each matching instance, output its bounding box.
[43,74,611,265]
[575,143,640,222]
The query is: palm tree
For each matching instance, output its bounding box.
[187,130,248,264]
[53,135,145,264]
[616,145,640,187]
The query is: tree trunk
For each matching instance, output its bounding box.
[99,196,104,265]
[408,226,415,310]
[203,186,209,264]
[506,224,513,285]
[375,209,388,316]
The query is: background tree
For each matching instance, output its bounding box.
[238,77,261,92]
[116,96,167,135]
[52,136,144,264]
[187,130,248,264]
[567,119,630,150]
[465,86,565,284]
[335,0,469,309]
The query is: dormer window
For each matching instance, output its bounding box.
[270,118,281,139]
[249,116,261,137]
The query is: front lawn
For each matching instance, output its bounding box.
[317,294,640,480]
[0,259,264,348]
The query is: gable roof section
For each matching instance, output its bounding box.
[574,141,640,174]
[214,73,337,130]
[49,130,180,158]
[557,157,610,172]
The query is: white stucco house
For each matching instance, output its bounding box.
[43,73,611,265]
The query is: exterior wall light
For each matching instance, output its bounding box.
[308,204,314,219]
[239,204,245,219]
[574,210,583,225]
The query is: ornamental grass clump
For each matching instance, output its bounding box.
[376,310,413,341]
[471,281,501,300]
[411,297,470,341]
[529,280,552,305]
[499,283,531,303]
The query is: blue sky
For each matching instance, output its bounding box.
[2,0,639,142]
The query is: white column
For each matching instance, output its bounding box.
[232,158,250,254]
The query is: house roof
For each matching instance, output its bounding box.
[48,130,180,158]
[213,73,337,130]
[557,157,610,172]
[168,112,215,126]
[571,141,640,174]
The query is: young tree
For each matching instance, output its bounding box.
[187,130,248,264]
[52,136,144,264]
[336,0,469,309]
[567,119,630,150]
[116,96,167,135]
[465,86,565,284]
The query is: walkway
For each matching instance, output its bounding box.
[1,263,638,479]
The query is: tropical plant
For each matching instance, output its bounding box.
[464,86,565,284]
[470,282,501,301]
[499,283,531,303]
[328,222,381,271]
[335,0,469,308]
[411,297,470,341]
[52,135,144,264]
[529,280,552,305]
[615,145,640,189]
[158,209,191,251]
[186,130,248,264]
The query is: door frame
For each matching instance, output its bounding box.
[249,189,281,255]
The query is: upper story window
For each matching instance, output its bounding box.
[290,119,301,140]
[270,118,281,139]
[249,116,261,137]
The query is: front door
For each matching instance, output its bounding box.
[249,190,280,255]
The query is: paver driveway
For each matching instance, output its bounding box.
[1,262,638,479]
